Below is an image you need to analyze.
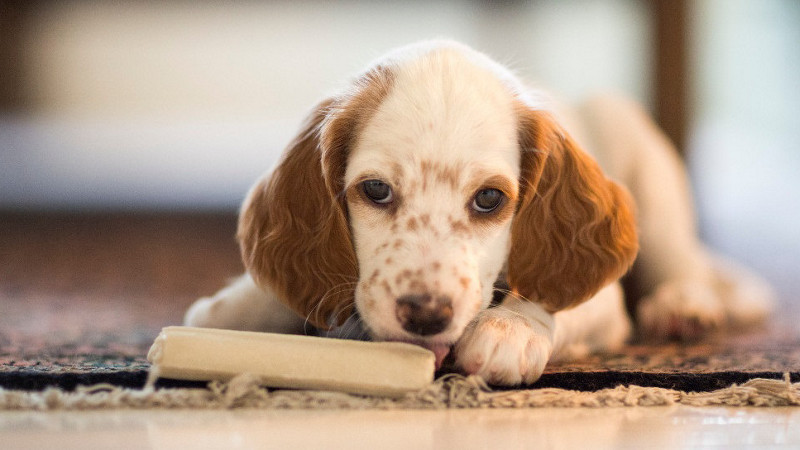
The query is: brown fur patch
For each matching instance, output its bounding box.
[406,216,418,231]
[238,100,358,330]
[420,214,431,227]
[419,160,462,191]
[396,269,414,285]
[239,64,397,330]
[508,103,639,312]
[482,317,511,332]
[321,65,396,198]
[450,219,470,236]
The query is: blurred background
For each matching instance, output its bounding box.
[1,0,798,306]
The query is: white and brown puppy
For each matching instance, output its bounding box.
[185,41,773,385]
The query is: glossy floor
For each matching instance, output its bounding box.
[2,406,799,449]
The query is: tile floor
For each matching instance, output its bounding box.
[2,406,800,449]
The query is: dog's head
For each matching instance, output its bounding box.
[238,42,638,360]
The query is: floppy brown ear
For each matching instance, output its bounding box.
[238,99,358,329]
[508,106,639,312]
[238,67,394,329]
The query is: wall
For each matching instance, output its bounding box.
[0,0,650,210]
[689,0,800,298]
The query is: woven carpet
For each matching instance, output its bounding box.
[2,213,799,408]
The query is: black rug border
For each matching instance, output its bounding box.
[1,370,797,394]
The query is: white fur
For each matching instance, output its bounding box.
[184,274,305,334]
[185,41,774,385]
[345,47,520,350]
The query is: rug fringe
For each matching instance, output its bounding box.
[2,373,799,411]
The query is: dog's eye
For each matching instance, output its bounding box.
[361,179,393,205]
[472,188,504,213]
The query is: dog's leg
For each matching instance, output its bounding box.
[184,273,306,334]
[580,96,773,340]
[453,283,630,385]
[453,295,556,385]
[550,283,631,362]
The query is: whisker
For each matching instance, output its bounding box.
[339,313,368,340]
[493,287,532,303]
[303,281,358,333]
[345,314,373,342]
[490,288,539,320]
[327,298,357,330]
[353,319,372,342]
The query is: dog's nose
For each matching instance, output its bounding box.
[395,294,453,336]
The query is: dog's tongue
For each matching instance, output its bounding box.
[391,340,451,370]
[424,343,451,370]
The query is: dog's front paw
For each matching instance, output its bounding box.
[453,308,553,386]
[637,279,724,341]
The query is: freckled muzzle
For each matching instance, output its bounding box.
[394,293,453,336]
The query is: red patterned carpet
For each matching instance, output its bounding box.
[1,213,799,392]
[1,213,241,388]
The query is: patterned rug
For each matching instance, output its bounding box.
[2,213,799,407]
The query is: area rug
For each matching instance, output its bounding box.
[2,213,799,410]
[3,373,800,411]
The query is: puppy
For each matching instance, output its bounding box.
[185,41,774,386]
